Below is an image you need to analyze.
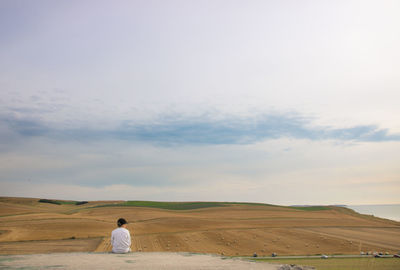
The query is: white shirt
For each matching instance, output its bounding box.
[111,227,131,253]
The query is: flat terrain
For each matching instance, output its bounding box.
[0,197,399,256]
[0,252,280,270]
[254,257,400,270]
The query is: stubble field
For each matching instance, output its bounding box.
[0,197,399,256]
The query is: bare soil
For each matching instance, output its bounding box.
[0,197,399,256]
[0,252,280,269]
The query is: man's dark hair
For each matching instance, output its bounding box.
[117,218,127,227]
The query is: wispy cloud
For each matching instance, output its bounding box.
[2,112,399,145]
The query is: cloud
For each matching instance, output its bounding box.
[1,112,400,146]
[3,117,50,137]
[2,173,399,204]
[1,130,399,204]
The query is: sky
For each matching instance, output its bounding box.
[0,0,399,205]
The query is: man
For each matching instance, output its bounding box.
[111,218,131,253]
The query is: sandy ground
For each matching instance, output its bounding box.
[0,252,279,270]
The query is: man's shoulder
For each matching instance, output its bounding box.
[112,227,129,234]
[121,228,130,234]
[111,228,121,234]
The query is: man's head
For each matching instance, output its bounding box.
[117,218,128,228]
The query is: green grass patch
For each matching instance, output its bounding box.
[89,201,334,211]
[95,201,229,210]
[253,257,400,270]
[0,257,20,262]
[230,203,331,211]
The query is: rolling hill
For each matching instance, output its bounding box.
[0,197,399,256]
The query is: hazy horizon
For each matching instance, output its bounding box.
[1,0,399,205]
[2,196,400,207]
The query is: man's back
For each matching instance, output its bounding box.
[111,227,131,253]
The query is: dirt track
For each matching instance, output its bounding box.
[0,197,399,256]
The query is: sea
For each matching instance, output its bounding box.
[347,204,400,222]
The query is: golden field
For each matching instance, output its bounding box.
[0,197,399,256]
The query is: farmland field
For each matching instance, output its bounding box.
[0,197,399,256]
